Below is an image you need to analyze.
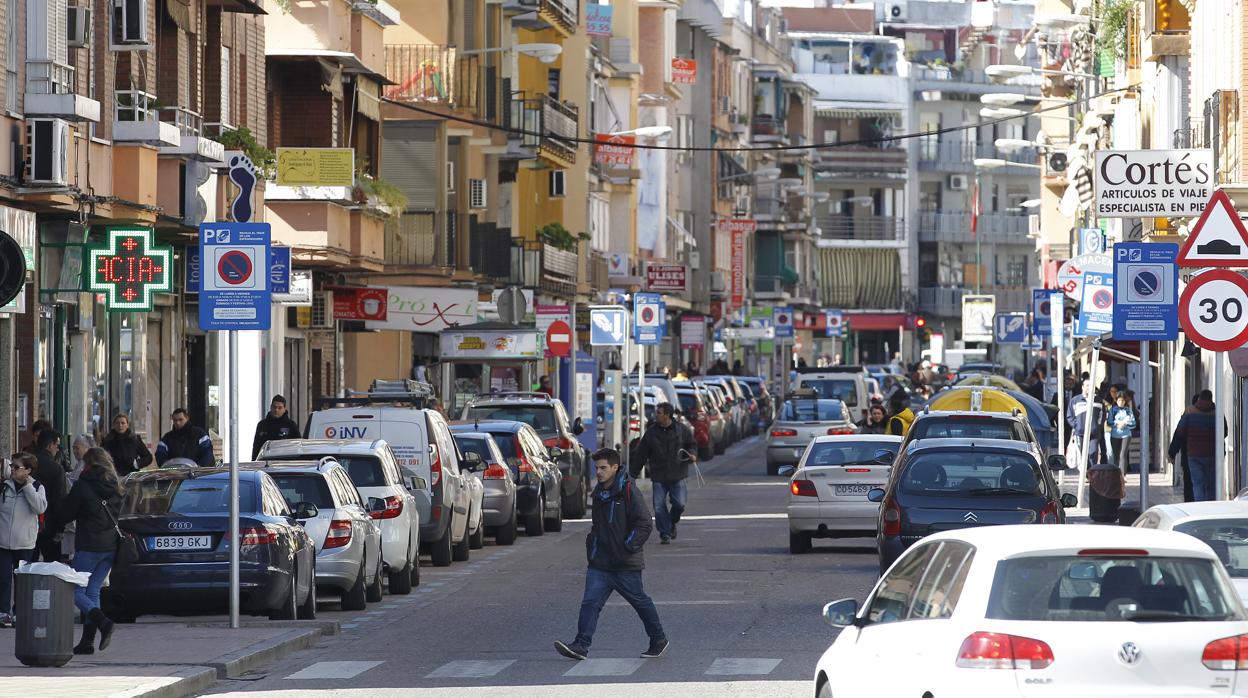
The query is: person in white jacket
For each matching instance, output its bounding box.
[0,453,48,626]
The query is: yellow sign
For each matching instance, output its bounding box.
[276,148,356,187]
[457,337,487,351]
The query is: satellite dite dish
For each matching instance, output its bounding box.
[497,287,528,324]
[0,232,25,307]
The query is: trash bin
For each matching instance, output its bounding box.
[1088,463,1126,525]
[14,562,86,667]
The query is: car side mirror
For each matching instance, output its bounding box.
[867,488,886,503]
[463,451,483,470]
[548,446,564,459]
[409,476,426,491]
[822,598,860,628]
[367,497,388,514]
[572,418,585,436]
[1060,493,1078,508]
[874,450,896,464]
[1047,454,1068,471]
[777,465,796,477]
[293,501,319,520]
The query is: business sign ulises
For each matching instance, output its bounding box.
[1094,149,1213,218]
[646,264,687,293]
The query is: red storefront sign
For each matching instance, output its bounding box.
[332,286,388,321]
[672,58,697,84]
[646,264,687,293]
[720,219,756,309]
[594,134,635,168]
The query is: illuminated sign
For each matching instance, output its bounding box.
[87,227,172,311]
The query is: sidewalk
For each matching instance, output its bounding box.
[1063,471,1185,524]
[0,618,337,698]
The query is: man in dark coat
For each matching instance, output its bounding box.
[555,448,666,661]
[1169,390,1221,501]
[252,395,301,459]
[33,430,69,562]
[156,408,214,468]
[100,414,153,476]
[631,403,696,544]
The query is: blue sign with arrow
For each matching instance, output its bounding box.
[590,308,627,346]
[994,312,1027,344]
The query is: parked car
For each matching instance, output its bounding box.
[677,381,729,454]
[307,395,473,568]
[703,376,752,438]
[784,435,902,553]
[595,390,642,449]
[106,468,317,621]
[624,373,681,408]
[735,376,775,428]
[814,525,1248,697]
[794,366,870,422]
[462,392,589,519]
[451,430,520,546]
[675,387,715,461]
[766,395,856,475]
[258,438,423,587]
[702,382,742,445]
[254,459,385,610]
[451,421,564,537]
[1133,500,1248,604]
[870,439,1073,574]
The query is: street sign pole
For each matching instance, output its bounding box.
[1076,341,1101,507]
[228,329,240,629]
[1216,350,1226,500]
[1139,340,1150,511]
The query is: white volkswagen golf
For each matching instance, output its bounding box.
[813,525,1248,697]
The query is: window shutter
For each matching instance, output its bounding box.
[383,121,439,210]
[469,178,486,209]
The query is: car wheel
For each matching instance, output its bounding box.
[767,461,780,476]
[789,531,812,555]
[409,550,421,587]
[451,518,471,562]
[365,553,384,603]
[430,522,453,567]
[297,569,317,620]
[469,516,485,550]
[341,564,368,611]
[495,507,518,546]
[564,481,587,519]
[817,678,832,698]
[389,542,414,595]
[525,495,545,537]
[698,445,713,462]
[270,570,299,620]
[545,494,564,532]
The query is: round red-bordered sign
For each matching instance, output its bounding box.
[1179,269,1248,352]
[546,319,573,357]
[217,250,253,285]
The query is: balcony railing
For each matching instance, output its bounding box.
[817,145,907,171]
[817,215,905,241]
[469,222,513,280]
[115,89,159,123]
[385,44,457,105]
[506,92,578,164]
[386,212,449,267]
[917,139,1040,172]
[918,211,1030,244]
[25,60,74,96]
[588,251,609,291]
[752,115,784,139]
[160,106,203,137]
[507,239,579,296]
[918,286,966,317]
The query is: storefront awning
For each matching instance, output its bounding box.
[814,100,906,119]
[844,312,914,331]
[667,215,697,248]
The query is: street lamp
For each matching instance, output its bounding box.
[460,43,563,64]
[994,138,1040,152]
[974,157,1042,170]
[981,92,1031,107]
[607,126,673,139]
[986,64,1098,80]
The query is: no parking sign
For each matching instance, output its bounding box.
[1075,271,1113,337]
[198,222,271,331]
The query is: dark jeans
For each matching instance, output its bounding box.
[1189,456,1216,501]
[35,531,60,564]
[1111,436,1130,471]
[0,548,36,615]
[574,567,665,650]
[652,479,687,539]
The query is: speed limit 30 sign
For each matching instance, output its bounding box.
[1179,269,1248,351]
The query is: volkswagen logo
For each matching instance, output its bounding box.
[1118,642,1141,666]
[168,521,193,531]
[963,512,979,523]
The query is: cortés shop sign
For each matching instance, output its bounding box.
[1095,149,1213,217]
[646,264,686,292]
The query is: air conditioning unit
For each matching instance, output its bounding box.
[948,174,968,191]
[710,271,726,294]
[1047,152,1068,173]
[25,118,69,186]
[469,178,487,209]
[112,0,148,46]
[310,291,334,329]
[887,2,906,21]
[68,5,91,48]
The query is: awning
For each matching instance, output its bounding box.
[814,101,906,118]
[843,312,913,331]
[267,48,393,85]
[667,215,697,248]
[356,76,381,121]
[717,152,748,179]
[817,248,902,309]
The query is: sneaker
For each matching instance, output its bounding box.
[670,523,677,540]
[641,639,669,658]
[660,536,671,545]
[554,640,588,661]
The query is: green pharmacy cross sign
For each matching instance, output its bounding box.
[87,227,172,311]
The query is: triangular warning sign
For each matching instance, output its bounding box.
[1178,189,1248,267]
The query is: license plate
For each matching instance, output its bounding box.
[834,484,873,496]
[149,535,213,551]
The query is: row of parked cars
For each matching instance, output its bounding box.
[103,381,594,622]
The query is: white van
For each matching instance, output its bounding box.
[793,367,871,421]
[307,397,473,567]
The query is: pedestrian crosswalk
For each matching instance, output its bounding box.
[283,656,792,682]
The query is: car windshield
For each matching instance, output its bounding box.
[122,477,257,515]
[800,379,859,406]
[464,406,559,437]
[899,451,1041,496]
[738,383,755,399]
[806,442,895,466]
[780,399,846,422]
[909,418,1017,440]
[268,455,386,488]
[269,473,335,510]
[454,436,496,464]
[677,393,699,414]
[987,555,1243,622]
[1176,518,1248,578]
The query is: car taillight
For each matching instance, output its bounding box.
[482,464,509,480]
[827,427,855,435]
[323,520,352,549]
[370,495,403,520]
[882,497,902,536]
[957,631,1054,670]
[771,429,798,437]
[791,480,818,497]
[430,505,442,521]
[1203,635,1248,670]
[240,527,276,545]
[430,445,442,487]
[1039,500,1059,524]
[845,468,870,473]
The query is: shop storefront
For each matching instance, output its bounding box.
[438,322,543,416]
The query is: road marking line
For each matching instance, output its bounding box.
[606,600,739,606]
[426,660,516,679]
[565,513,785,524]
[705,658,783,676]
[284,661,383,680]
[563,658,645,677]
[339,623,359,629]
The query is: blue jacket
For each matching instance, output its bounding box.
[156,424,214,467]
[1108,406,1137,439]
[585,471,652,571]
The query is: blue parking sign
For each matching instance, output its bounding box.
[1112,242,1178,341]
[198,222,272,331]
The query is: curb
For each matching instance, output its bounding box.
[206,625,326,678]
[108,667,218,698]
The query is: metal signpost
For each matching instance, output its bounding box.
[199,222,272,628]
[1050,292,1067,488]
[591,306,630,454]
[634,293,665,440]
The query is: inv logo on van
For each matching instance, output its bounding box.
[326,426,370,439]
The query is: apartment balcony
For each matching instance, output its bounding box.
[754,275,792,302]
[912,65,1043,96]
[113,90,181,147]
[469,221,513,281]
[24,61,99,121]
[267,186,386,270]
[385,211,450,268]
[816,215,905,242]
[816,145,907,174]
[157,107,225,162]
[504,0,578,36]
[505,92,578,167]
[588,251,610,291]
[919,285,1031,317]
[918,211,1031,245]
[384,45,482,117]
[918,139,1039,174]
[751,115,786,143]
[508,239,579,298]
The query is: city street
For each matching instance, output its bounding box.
[202,437,875,697]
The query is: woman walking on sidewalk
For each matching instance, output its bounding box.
[56,447,123,655]
[0,453,47,627]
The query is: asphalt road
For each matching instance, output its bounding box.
[203,436,881,698]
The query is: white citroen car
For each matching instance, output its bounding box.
[814,525,1248,697]
[1134,500,1248,606]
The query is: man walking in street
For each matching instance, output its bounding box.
[1067,381,1107,468]
[1169,390,1220,501]
[252,395,301,459]
[631,402,696,544]
[555,448,666,661]
[156,408,215,468]
[32,431,69,563]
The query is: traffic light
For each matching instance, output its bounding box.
[916,316,926,329]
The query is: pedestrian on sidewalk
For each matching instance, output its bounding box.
[1168,390,1220,501]
[0,453,47,627]
[1066,382,1106,468]
[62,436,95,560]
[555,447,666,661]
[32,431,68,563]
[156,408,214,468]
[630,402,696,544]
[252,395,301,459]
[1109,391,1137,472]
[101,414,152,477]
[55,447,123,655]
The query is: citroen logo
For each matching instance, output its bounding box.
[1118,642,1141,666]
[168,521,193,531]
[963,512,978,523]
